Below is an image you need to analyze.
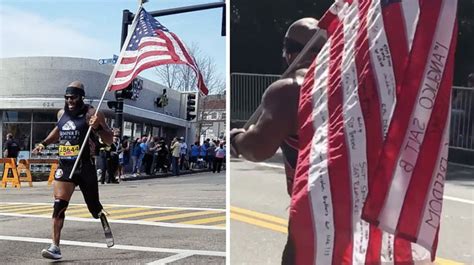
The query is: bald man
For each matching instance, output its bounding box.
[33,81,114,260]
[230,18,327,264]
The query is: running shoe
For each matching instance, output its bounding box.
[41,244,62,260]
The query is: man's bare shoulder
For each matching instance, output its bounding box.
[57,109,64,120]
[262,77,300,103]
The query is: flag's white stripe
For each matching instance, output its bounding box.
[366,0,397,137]
[127,36,166,48]
[416,105,450,249]
[122,45,169,59]
[401,0,420,51]
[341,2,370,264]
[308,39,332,265]
[112,55,173,86]
[381,233,395,262]
[378,0,457,233]
[164,31,189,63]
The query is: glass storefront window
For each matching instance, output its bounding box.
[3,111,31,122]
[134,123,143,137]
[153,126,160,137]
[123,121,133,138]
[33,111,57,122]
[2,123,31,151]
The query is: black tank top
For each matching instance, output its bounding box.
[57,106,91,164]
[281,135,298,196]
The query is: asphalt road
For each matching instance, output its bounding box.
[230,157,474,265]
[0,171,226,264]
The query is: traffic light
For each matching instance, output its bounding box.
[155,89,169,108]
[186,93,197,121]
[115,78,142,100]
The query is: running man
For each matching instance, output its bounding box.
[33,81,114,260]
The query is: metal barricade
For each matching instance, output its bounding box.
[230,73,280,122]
[231,72,474,155]
[450,86,474,151]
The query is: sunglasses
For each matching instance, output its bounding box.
[64,95,79,100]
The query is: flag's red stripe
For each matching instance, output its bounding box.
[169,32,197,69]
[396,23,457,242]
[380,1,419,262]
[355,0,383,262]
[326,19,353,265]
[394,238,413,265]
[381,1,409,96]
[361,0,443,224]
[291,61,318,265]
[156,30,181,62]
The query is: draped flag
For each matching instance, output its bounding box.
[290,0,457,264]
[108,7,209,95]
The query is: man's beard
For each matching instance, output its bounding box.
[64,100,85,117]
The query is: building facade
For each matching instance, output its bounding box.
[0,56,194,170]
[198,94,226,142]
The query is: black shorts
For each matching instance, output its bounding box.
[54,158,103,218]
[54,158,96,185]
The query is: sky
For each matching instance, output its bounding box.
[0,0,226,90]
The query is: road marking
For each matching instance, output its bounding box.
[231,212,287,234]
[3,205,83,215]
[0,202,225,212]
[110,209,182,219]
[146,253,194,265]
[74,207,147,218]
[0,205,52,212]
[143,210,218,222]
[0,213,225,230]
[231,206,465,265]
[434,257,465,265]
[443,196,474,205]
[231,206,288,226]
[182,216,226,225]
[0,235,225,257]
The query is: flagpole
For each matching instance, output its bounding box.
[67,5,144,179]
[243,29,327,130]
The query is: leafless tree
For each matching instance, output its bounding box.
[154,43,225,95]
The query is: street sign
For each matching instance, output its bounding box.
[98,55,119,65]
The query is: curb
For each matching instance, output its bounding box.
[121,168,214,181]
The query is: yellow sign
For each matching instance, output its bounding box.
[58,145,80,157]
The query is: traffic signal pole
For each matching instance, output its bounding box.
[114,9,134,136]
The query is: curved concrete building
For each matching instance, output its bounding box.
[0,56,193,164]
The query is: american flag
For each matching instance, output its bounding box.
[109,8,209,95]
[290,0,457,264]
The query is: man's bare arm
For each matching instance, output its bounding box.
[88,108,113,145]
[232,78,299,162]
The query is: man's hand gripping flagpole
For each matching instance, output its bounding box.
[67,4,144,180]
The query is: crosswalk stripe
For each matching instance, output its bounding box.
[231,212,288,234]
[0,204,31,210]
[74,207,148,218]
[0,205,52,213]
[11,205,83,215]
[181,216,226,225]
[143,210,218,222]
[110,209,182,219]
[230,206,288,226]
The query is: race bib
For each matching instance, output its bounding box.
[59,145,80,157]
